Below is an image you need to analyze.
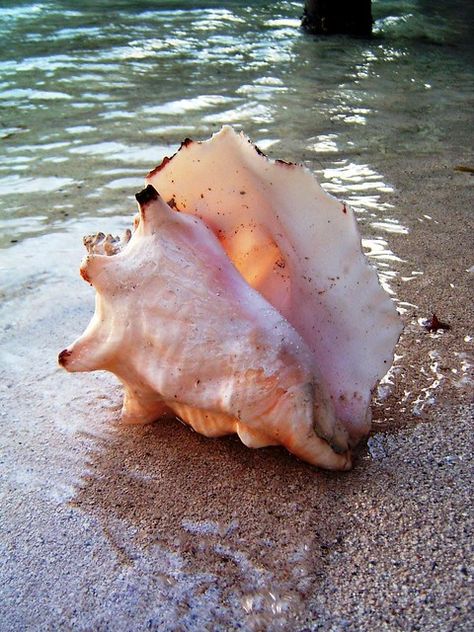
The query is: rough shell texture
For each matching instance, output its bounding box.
[59,127,402,470]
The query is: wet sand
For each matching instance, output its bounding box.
[0,150,472,630]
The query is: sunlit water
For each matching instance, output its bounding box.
[1,0,472,248]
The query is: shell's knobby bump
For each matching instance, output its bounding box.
[79,261,92,284]
[83,231,129,256]
[59,126,402,471]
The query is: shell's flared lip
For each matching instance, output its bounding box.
[146,137,197,179]
[145,125,403,438]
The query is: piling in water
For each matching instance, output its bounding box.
[302,0,372,37]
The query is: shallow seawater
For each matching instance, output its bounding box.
[0,0,472,250]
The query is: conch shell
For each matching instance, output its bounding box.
[59,127,402,470]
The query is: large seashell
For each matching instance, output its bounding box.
[59,127,402,470]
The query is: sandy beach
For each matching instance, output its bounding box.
[0,143,472,630]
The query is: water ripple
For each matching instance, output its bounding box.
[0,0,472,255]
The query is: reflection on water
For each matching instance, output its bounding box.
[0,0,472,249]
[361,236,403,295]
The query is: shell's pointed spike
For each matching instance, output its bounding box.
[135,184,159,209]
[57,334,102,373]
[134,184,175,232]
[57,337,107,373]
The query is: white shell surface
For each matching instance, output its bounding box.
[60,188,352,470]
[147,127,402,440]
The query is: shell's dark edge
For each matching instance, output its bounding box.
[146,136,197,179]
[135,184,159,206]
[248,138,295,167]
[252,141,267,158]
[147,155,173,178]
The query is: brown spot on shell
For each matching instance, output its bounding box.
[58,348,72,367]
[167,197,185,212]
[80,264,91,284]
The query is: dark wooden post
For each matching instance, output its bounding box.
[302,0,372,37]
